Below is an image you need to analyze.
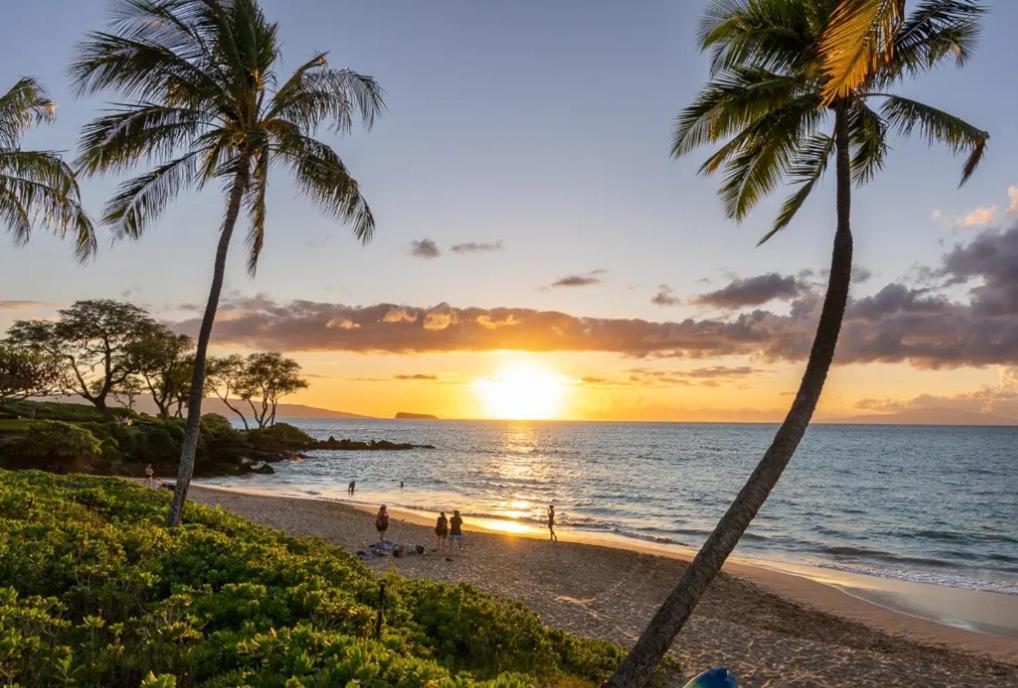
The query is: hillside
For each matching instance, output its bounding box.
[0,470,626,687]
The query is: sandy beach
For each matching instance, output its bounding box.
[188,484,1018,688]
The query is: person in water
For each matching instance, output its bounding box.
[449,510,464,551]
[375,505,389,543]
[434,511,449,550]
[348,480,356,495]
[547,504,558,542]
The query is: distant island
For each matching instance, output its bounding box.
[395,411,438,420]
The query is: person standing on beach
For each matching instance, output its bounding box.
[434,511,448,551]
[547,504,558,542]
[143,464,156,489]
[375,505,389,543]
[348,480,356,495]
[449,510,464,551]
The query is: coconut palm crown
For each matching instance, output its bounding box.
[0,77,94,260]
[72,0,384,526]
[676,0,987,243]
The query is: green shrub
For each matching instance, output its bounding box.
[247,422,314,450]
[0,471,622,687]
[13,421,102,464]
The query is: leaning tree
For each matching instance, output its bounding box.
[605,2,988,686]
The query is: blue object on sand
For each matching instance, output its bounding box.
[683,667,737,688]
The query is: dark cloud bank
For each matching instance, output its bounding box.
[175,226,1018,370]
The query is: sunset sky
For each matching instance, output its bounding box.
[2,1,1018,422]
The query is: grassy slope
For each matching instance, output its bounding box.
[0,470,627,688]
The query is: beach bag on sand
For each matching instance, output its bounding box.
[683,668,736,688]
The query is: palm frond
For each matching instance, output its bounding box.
[270,124,374,243]
[0,150,95,261]
[891,0,984,75]
[820,0,906,104]
[77,103,206,174]
[269,63,384,133]
[879,94,987,184]
[759,134,835,244]
[700,0,815,76]
[0,77,56,149]
[103,152,199,238]
[72,26,227,109]
[847,101,887,183]
[672,67,802,158]
[718,101,821,221]
[244,146,269,274]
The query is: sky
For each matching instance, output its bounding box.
[2,0,1018,422]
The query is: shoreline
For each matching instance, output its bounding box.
[188,482,1018,672]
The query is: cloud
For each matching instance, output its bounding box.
[394,373,439,381]
[940,226,1018,316]
[626,366,763,387]
[1009,186,1018,214]
[450,240,503,254]
[170,226,1018,370]
[961,205,997,227]
[694,273,803,308]
[410,239,441,259]
[651,285,681,306]
[0,300,46,312]
[550,270,605,288]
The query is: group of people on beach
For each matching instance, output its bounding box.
[372,504,465,552]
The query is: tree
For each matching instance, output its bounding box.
[168,356,194,418]
[240,352,308,428]
[205,354,251,429]
[0,344,61,404]
[604,2,988,686]
[6,300,157,417]
[112,375,145,410]
[73,0,384,526]
[0,77,94,259]
[127,325,194,418]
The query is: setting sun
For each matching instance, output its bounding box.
[474,361,568,420]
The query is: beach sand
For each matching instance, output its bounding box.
[188,485,1018,688]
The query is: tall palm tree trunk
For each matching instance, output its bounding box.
[603,108,854,688]
[167,164,250,527]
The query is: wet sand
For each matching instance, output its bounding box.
[187,485,1018,688]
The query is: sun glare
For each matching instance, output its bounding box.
[474,362,567,420]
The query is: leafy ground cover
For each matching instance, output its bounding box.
[0,470,629,687]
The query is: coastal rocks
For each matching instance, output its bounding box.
[250,461,274,474]
[316,436,435,451]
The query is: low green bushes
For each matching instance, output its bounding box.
[0,471,624,687]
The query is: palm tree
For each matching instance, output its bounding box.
[0,77,94,259]
[605,1,987,686]
[73,0,384,526]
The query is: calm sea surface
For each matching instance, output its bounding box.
[198,419,1018,595]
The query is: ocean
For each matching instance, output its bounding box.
[198,419,1018,595]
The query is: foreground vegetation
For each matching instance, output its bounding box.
[0,471,627,687]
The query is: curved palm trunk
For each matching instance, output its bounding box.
[167,164,249,527]
[603,109,854,688]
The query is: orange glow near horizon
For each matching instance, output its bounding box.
[473,361,569,420]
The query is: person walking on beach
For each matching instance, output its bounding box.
[143,464,156,489]
[348,480,356,495]
[449,510,464,552]
[547,504,558,542]
[434,511,449,551]
[375,505,389,543]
